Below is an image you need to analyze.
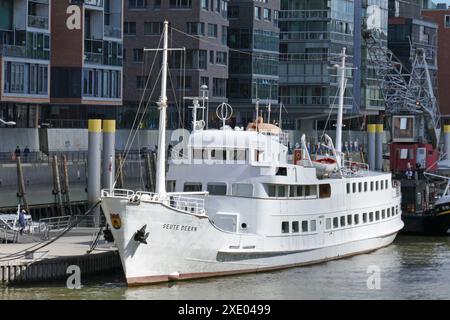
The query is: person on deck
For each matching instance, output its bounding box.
[18,209,26,235]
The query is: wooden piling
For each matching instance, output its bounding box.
[116,153,124,189]
[62,155,73,216]
[16,156,29,213]
[52,155,65,216]
[145,153,155,192]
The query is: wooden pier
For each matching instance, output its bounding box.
[0,232,122,285]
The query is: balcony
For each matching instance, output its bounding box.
[85,52,103,64]
[0,45,27,58]
[84,0,104,8]
[28,15,49,30]
[279,10,329,20]
[104,25,121,39]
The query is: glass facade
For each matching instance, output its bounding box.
[279,0,355,128]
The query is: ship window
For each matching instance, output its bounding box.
[387,208,390,217]
[184,182,202,192]
[385,180,388,189]
[363,213,367,223]
[396,206,399,215]
[375,211,380,221]
[232,183,253,197]
[166,180,176,192]
[369,212,374,222]
[276,167,287,176]
[281,221,289,233]
[310,220,316,232]
[364,182,368,192]
[207,183,227,195]
[302,220,308,232]
[333,217,338,229]
[305,185,317,198]
[278,185,286,197]
[290,186,296,197]
[376,181,379,191]
[340,216,346,227]
[292,221,299,233]
[354,214,359,225]
[352,183,356,193]
[381,181,384,190]
[268,185,276,197]
[347,215,352,225]
[370,181,374,191]
[297,185,303,197]
[211,149,226,160]
[193,148,205,160]
[392,206,395,215]
[382,209,386,219]
[319,184,331,198]
[358,182,362,192]
[233,149,247,161]
[326,218,331,230]
[347,183,350,194]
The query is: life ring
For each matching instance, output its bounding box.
[350,162,359,171]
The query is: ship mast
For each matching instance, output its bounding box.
[335,47,347,166]
[155,21,169,195]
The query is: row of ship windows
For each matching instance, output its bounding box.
[181,182,331,199]
[347,179,389,194]
[281,205,399,234]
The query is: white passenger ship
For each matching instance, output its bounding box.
[101,22,403,286]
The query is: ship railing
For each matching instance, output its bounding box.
[102,189,135,198]
[342,159,369,176]
[136,191,207,216]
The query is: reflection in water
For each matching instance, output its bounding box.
[1,236,450,300]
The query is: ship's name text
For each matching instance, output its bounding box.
[162,223,198,232]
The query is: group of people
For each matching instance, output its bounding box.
[13,145,31,161]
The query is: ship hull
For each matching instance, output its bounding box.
[102,196,403,286]
[401,211,450,236]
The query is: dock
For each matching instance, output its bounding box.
[0,229,122,285]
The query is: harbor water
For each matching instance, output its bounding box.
[1,235,449,300]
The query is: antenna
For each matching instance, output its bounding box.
[184,95,207,131]
[216,103,233,130]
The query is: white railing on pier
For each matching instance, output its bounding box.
[102,189,208,216]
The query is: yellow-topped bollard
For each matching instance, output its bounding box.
[88,119,102,227]
[102,120,116,190]
[445,125,450,160]
[376,124,383,171]
[367,124,376,170]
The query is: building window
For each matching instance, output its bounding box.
[445,15,450,28]
[133,48,143,62]
[187,22,205,36]
[136,76,146,89]
[170,0,192,8]
[216,51,227,65]
[221,26,228,45]
[200,76,209,88]
[208,23,218,37]
[124,22,136,35]
[128,0,147,9]
[209,51,215,64]
[213,78,226,97]
[254,6,261,20]
[281,221,289,234]
[201,0,208,10]
[144,22,162,35]
[228,5,239,19]
[263,8,271,21]
[292,221,299,233]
